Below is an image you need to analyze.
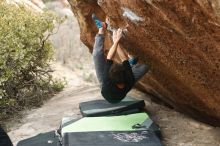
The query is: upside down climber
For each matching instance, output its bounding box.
[92,14,150,103]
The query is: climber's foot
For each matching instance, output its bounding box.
[92,13,107,29]
[129,57,138,66]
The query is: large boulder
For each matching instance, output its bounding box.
[68,0,220,126]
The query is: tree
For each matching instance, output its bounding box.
[0,0,64,123]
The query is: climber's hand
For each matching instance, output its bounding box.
[113,28,122,44]
[117,28,123,41]
[112,30,117,43]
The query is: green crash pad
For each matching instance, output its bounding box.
[63,131,162,146]
[79,96,145,117]
[62,113,148,134]
[60,113,162,146]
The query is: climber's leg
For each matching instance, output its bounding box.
[93,33,105,85]
[131,63,150,82]
[92,13,108,85]
[92,13,107,85]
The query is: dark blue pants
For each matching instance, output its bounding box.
[0,126,13,146]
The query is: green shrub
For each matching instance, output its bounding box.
[0,1,65,123]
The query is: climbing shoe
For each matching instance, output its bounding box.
[129,57,138,66]
[92,13,107,29]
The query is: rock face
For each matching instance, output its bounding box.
[68,0,220,126]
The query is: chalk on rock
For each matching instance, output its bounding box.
[122,7,144,23]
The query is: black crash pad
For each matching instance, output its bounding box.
[79,96,145,117]
[0,127,13,146]
[17,131,60,146]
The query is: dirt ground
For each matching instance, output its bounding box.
[7,63,220,146]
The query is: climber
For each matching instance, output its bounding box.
[92,14,150,103]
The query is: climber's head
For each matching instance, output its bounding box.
[109,63,126,84]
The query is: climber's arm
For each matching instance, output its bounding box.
[107,29,122,60]
[117,45,129,62]
[106,41,119,60]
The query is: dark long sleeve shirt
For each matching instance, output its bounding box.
[101,59,135,103]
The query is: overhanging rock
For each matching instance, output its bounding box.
[68,0,220,126]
